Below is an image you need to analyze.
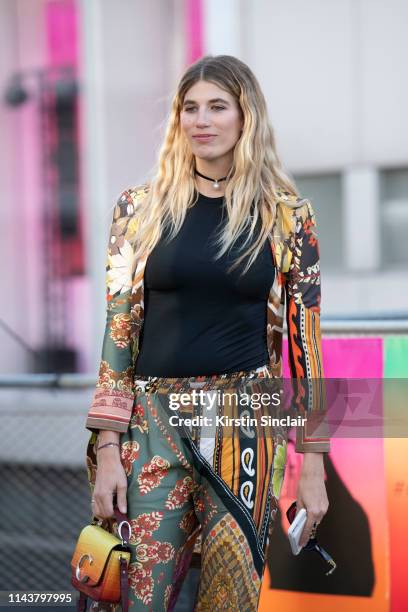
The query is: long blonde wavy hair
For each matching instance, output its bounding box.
[132,54,299,275]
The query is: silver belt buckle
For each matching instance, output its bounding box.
[135,379,149,390]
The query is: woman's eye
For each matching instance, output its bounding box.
[183,106,225,112]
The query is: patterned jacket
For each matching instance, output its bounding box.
[85,186,330,453]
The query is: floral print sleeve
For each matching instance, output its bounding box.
[85,189,139,433]
[285,201,331,453]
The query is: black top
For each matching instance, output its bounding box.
[134,191,275,377]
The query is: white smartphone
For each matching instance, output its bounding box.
[287,507,307,555]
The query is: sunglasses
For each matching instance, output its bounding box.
[286,501,337,576]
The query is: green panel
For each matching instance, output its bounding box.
[384,337,408,377]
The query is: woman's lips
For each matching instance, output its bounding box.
[192,135,216,141]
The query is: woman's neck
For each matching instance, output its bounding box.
[195,176,226,198]
[194,157,231,198]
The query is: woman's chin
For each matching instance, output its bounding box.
[194,150,225,162]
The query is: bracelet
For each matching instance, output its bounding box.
[97,442,120,451]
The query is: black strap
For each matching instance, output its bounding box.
[194,168,227,183]
[313,542,337,575]
[77,592,87,612]
[115,501,130,612]
[120,556,129,612]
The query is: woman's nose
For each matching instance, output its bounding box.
[195,110,210,127]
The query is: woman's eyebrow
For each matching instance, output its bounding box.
[183,97,230,106]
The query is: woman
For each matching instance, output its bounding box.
[85,55,330,611]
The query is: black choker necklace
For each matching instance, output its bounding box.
[194,169,228,191]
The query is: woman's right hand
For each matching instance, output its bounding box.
[92,446,128,519]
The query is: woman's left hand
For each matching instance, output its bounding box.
[296,452,329,547]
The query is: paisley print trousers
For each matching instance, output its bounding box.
[86,364,289,612]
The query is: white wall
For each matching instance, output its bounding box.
[243,0,354,171]
[358,0,408,165]
[242,0,408,171]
